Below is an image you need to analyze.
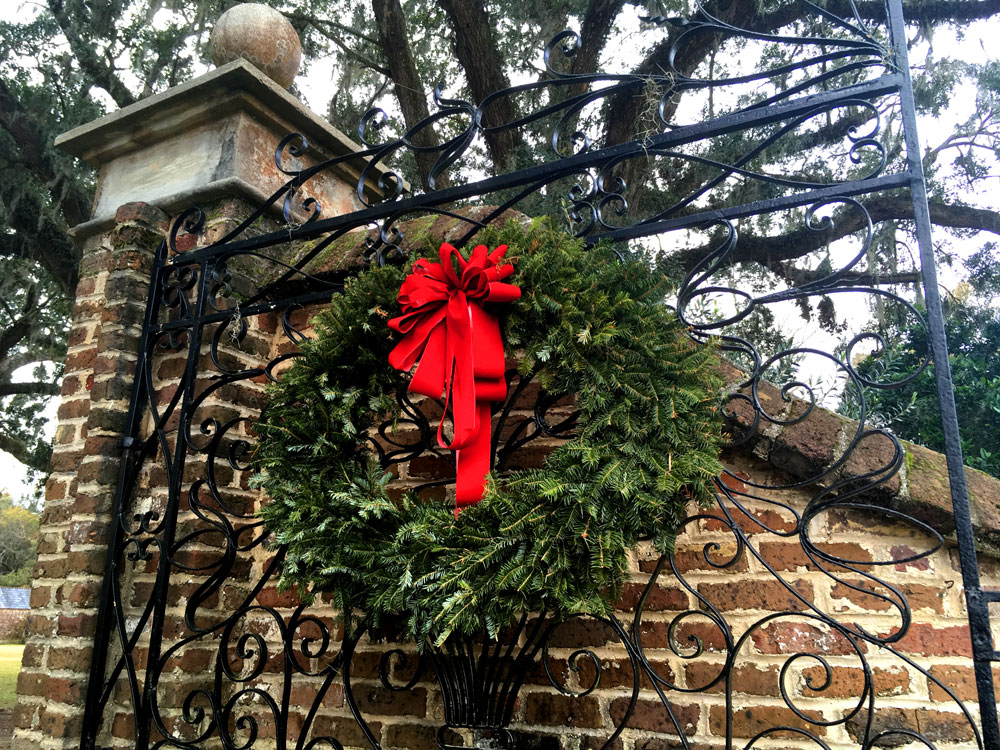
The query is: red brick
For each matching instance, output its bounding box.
[800,665,869,699]
[256,586,304,609]
[652,621,728,654]
[310,715,381,747]
[609,697,698,735]
[407,455,454,479]
[759,541,872,571]
[892,544,931,572]
[578,658,673,691]
[60,375,81,397]
[698,505,797,536]
[75,277,97,296]
[546,619,617,648]
[928,664,977,702]
[711,703,826,738]
[383,723,462,750]
[67,582,101,608]
[720,380,786,438]
[47,676,86,705]
[770,402,845,479]
[872,666,911,697]
[353,685,426,718]
[39,706,83,737]
[582,735,622,750]
[669,542,748,573]
[114,201,168,227]
[903,443,958,533]
[50,448,84,472]
[29,587,51,608]
[112,711,135,740]
[68,550,107,575]
[841,429,902,495]
[523,691,601,728]
[56,399,90,420]
[846,707,917,745]
[64,348,97,373]
[751,621,860,656]
[57,613,95,637]
[27,614,55,637]
[66,520,105,545]
[918,710,976,743]
[697,579,813,612]
[616,582,688,612]
[21,643,43,668]
[48,646,92,671]
[14,703,36,731]
[888,623,972,658]
[685,663,778,695]
[44,479,67,502]
[17,670,46,697]
[830,581,893,612]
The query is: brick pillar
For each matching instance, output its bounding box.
[14,49,385,747]
[14,203,167,749]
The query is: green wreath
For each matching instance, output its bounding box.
[253,220,723,643]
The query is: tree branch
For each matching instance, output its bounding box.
[0,179,81,296]
[46,0,137,109]
[371,0,448,190]
[438,0,524,173]
[570,0,627,85]
[303,18,390,76]
[0,382,60,397]
[674,197,1000,271]
[0,431,49,474]
[0,80,91,230]
[286,13,381,47]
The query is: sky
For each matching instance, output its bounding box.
[0,2,997,505]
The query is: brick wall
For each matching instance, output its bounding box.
[0,609,29,643]
[14,202,166,747]
[13,203,1000,750]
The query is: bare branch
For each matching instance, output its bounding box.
[302,18,390,76]
[286,13,381,47]
[0,382,60,397]
[674,197,1000,272]
[0,431,49,474]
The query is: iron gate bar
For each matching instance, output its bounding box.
[171,72,904,266]
[886,0,1000,745]
[75,0,1000,747]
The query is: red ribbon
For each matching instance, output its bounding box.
[388,243,521,514]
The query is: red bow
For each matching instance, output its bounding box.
[388,243,521,514]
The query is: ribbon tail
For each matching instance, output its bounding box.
[454,402,493,516]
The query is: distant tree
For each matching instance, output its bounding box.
[840,248,1000,479]
[0,490,40,586]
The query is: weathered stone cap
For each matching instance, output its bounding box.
[55,59,399,237]
[57,59,361,169]
[720,359,1000,555]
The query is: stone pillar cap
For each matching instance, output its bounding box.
[55,60,398,238]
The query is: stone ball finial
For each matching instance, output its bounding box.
[210,3,302,88]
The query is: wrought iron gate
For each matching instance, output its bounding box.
[80,1,999,748]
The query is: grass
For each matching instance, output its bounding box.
[0,644,23,708]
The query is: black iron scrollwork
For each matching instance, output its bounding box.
[79,2,988,749]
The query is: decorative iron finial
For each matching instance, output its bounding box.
[209,3,302,88]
